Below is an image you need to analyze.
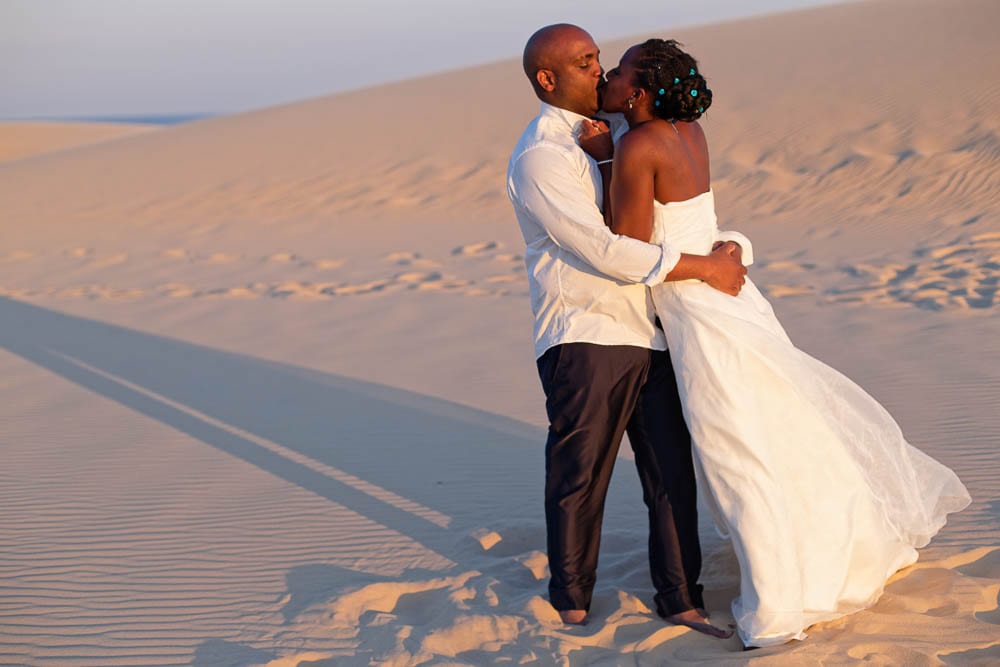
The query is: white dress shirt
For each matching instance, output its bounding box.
[507,102,753,359]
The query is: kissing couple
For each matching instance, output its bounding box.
[506,24,971,648]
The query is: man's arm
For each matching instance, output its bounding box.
[509,145,747,294]
[510,144,677,285]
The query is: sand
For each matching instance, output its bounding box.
[0,121,158,165]
[0,0,998,664]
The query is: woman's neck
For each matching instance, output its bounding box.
[625,108,656,130]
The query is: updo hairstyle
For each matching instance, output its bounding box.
[632,39,712,122]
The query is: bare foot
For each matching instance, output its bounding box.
[665,609,734,638]
[559,609,587,625]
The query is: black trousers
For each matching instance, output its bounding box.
[536,342,703,616]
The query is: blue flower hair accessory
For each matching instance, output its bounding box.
[673,77,680,84]
[691,89,698,97]
[658,88,665,95]
[690,68,696,75]
[655,100,661,107]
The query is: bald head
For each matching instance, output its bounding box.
[523,24,591,80]
[520,24,604,115]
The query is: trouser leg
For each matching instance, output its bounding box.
[626,348,704,616]
[537,343,651,612]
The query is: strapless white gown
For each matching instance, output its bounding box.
[649,190,971,647]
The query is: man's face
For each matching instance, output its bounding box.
[548,33,605,117]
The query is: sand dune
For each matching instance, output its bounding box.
[0,121,158,164]
[1,0,998,664]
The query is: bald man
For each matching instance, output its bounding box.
[507,24,748,635]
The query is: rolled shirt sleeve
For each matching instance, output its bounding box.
[509,145,681,285]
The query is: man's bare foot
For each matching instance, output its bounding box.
[665,609,734,638]
[559,609,587,625]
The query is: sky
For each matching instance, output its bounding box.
[2,0,843,120]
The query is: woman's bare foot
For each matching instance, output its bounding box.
[559,609,587,625]
[665,609,734,638]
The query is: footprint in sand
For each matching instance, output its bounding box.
[759,260,816,272]
[160,248,190,260]
[1,250,35,262]
[452,241,500,257]
[67,247,95,259]
[310,258,347,270]
[827,239,998,311]
[91,253,129,267]
[765,285,815,298]
[220,286,261,299]
[157,283,198,298]
[484,274,522,284]
[385,251,420,265]
[493,253,524,264]
[415,277,471,291]
[971,231,1000,244]
[329,279,395,296]
[56,285,144,301]
[395,271,444,286]
[205,252,241,264]
[383,251,444,268]
[266,282,333,300]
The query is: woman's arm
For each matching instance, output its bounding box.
[607,132,655,242]
[597,161,613,227]
[578,120,615,227]
[577,123,746,293]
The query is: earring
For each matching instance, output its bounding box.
[626,97,634,110]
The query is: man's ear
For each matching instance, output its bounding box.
[535,69,556,92]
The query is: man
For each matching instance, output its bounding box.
[506,24,750,635]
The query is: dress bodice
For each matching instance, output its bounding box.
[649,189,719,255]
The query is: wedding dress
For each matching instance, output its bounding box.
[649,190,971,647]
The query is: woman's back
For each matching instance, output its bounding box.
[630,118,711,205]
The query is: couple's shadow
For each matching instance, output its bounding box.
[1,297,733,664]
[0,296,544,551]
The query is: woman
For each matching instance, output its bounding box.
[579,39,971,648]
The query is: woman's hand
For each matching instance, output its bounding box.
[578,120,613,162]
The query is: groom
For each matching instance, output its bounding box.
[506,24,750,633]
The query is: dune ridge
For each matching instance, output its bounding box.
[0,121,158,164]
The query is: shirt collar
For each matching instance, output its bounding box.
[539,102,591,137]
[539,103,628,145]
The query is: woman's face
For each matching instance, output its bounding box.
[601,45,642,113]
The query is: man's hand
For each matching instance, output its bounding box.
[578,119,613,162]
[712,240,742,265]
[704,242,747,296]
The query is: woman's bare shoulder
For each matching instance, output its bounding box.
[616,124,660,163]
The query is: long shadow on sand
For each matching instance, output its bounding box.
[2,297,681,664]
[0,296,545,558]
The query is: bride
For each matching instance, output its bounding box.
[579,38,971,648]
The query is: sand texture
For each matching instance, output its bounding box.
[0,0,998,664]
